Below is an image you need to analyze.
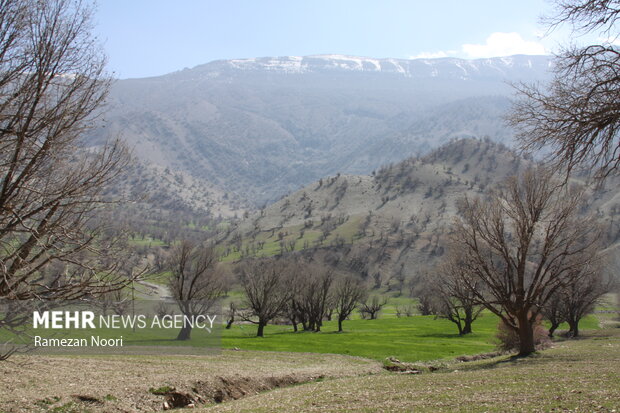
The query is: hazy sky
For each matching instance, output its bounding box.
[94,0,572,79]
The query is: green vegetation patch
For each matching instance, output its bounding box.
[222,311,601,362]
[222,314,500,362]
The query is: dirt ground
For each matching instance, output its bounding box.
[0,350,382,412]
[200,328,620,413]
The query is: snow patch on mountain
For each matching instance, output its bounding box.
[220,54,551,80]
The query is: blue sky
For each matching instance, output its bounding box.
[94,0,571,79]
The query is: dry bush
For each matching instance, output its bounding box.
[496,315,551,353]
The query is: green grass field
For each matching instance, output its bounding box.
[221,312,600,362]
[1,299,601,363]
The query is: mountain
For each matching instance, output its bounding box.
[220,138,620,283]
[103,161,244,217]
[88,54,553,208]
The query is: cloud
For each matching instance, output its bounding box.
[461,32,546,58]
[412,32,546,60]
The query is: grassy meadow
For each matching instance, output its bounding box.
[1,290,602,362]
[219,309,600,362]
[205,326,620,413]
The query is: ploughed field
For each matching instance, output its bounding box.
[205,327,620,413]
[0,312,617,412]
[0,351,382,412]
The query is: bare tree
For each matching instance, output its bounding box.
[541,290,566,338]
[540,263,609,338]
[359,295,387,320]
[168,241,225,340]
[0,0,131,300]
[0,0,132,357]
[152,247,169,273]
[295,264,334,332]
[561,262,610,337]
[225,301,237,329]
[237,258,292,337]
[98,288,130,316]
[449,167,600,355]
[333,275,367,332]
[510,0,620,179]
[411,271,434,316]
[284,274,305,332]
[429,258,483,335]
[416,295,434,316]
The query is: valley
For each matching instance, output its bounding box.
[3,1,620,411]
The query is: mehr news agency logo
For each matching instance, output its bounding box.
[32,310,218,348]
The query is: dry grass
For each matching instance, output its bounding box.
[203,327,620,412]
[0,350,381,412]
[2,322,619,412]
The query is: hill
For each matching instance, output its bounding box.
[222,138,620,284]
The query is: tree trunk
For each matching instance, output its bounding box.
[289,314,297,332]
[517,315,536,356]
[225,312,234,329]
[176,325,192,340]
[315,319,322,332]
[461,309,473,335]
[257,321,266,337]
[567,319,580,337]
[314,321,321,332]
[451,317,464,335]
[548,321,560,337]
[338,318,343,332]
[456,308,473,336]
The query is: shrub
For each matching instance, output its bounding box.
[495,315,551,353]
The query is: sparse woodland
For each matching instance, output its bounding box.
[0,0,619,411]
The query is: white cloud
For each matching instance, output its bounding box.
[461,32,546,58]
[411,32,547,60]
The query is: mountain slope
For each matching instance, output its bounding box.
[222,138,619,284]
[88,55,553,206]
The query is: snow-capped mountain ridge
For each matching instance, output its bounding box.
[98,54,553,207]
[216,54,551,79]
